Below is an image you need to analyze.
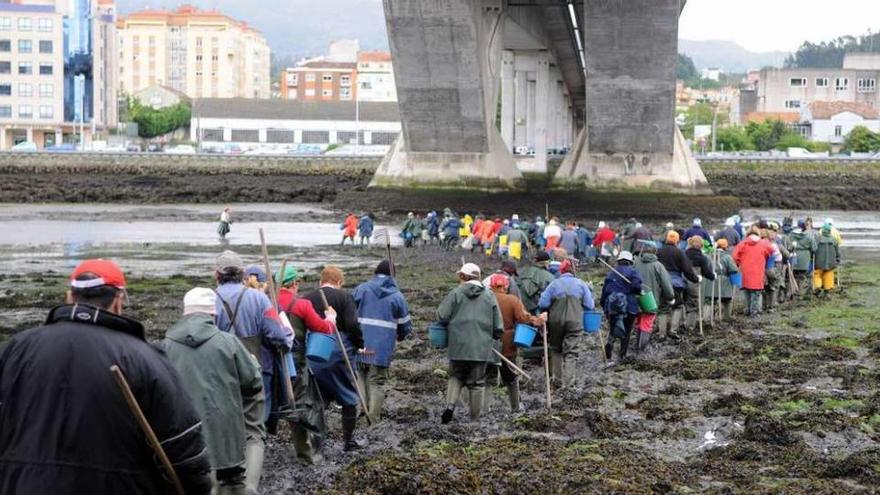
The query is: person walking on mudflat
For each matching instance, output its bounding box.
[218,207,233,239]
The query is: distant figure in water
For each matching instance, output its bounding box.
[218,207,232,239]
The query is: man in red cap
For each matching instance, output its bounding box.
[0,259,212,495]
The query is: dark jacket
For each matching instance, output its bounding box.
[437,282,503,362]
[684,226,712,242]
[0,305,212,495]
[599,265,644,315]
[162,313,263,471]
[685,248,717,280]
[718,226,742,247]
[304,286,364,350]
[657,243,699,284]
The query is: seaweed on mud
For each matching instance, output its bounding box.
[702,392,755,417]
[326,437,696,494]
[742,412,803,446]
[823,448,880,486]
[636,396,694,422]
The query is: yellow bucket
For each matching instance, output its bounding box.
[499,235,509,247]
[509,241,522,260]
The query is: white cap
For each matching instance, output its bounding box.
[825,217,834,225]
[598,221,606,229]
[458,263,481,279]
[183,288,217,316]
[666,222,674,228]
[512,214,519,221]
[617,251,634,263]
[725,218,735,227]
[694,218,702,227]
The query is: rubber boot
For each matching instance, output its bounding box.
[507,381,521,412]
[549,350,564,388]
[341,405,361,451]
[562,358,576,388]
[242,388,265,495]
[669,309,683,339]
[637,331,650,355]
[722,300,733,320]
[243,441,264,495]
[468,387,484,421]
[604,341,614,361]
[218,483,247,495]
[442,377,463,424]
[656,314,669,340]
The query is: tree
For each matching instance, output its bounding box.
[677,53,698,82]
[745,119,790,151]
[774,132,809,151]
[682,102,715,139]
[842,126,880,153]
[128,98,192,139]
[784,30,880,68]
[714,126,754,151]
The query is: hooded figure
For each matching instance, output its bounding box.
[813,226,840,294]
[733,227,776,316]
[352,261,412,420]
[163,288,264,495]
[437,263,503,424]
[357,213,375,246]
[599,251,643,360]
[634,242,674,353]
[790,220,818,298]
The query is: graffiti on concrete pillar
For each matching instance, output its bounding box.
[624,153,636,175]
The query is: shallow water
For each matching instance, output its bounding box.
[742,208,880,259]
[0,203,401,277]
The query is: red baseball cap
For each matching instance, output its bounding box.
[70,259,127,289]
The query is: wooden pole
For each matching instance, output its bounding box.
[710,251,716,327]
[491,349,532,382]
[697,282,704,336]
[541,322,552,410]
[259,228,296,407]
[597,257,631,284]
[110,365,185,495]
[319,289,373,425]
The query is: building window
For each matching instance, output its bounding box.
[231,129,259,142]
[784,100,801,109]
[18,104,32,118]
[835,125,843,137]
[286,73,298,85]
[322,89,332,97]
[835,77,849,91]
[789,77,807,87]
[18,18,32,32]
[0,61,9,74]
[39,105,52,119]
[305,72,315,82]
[0,105,9,117]
[148,36,156,48]
[815,77,829,87]
[304,88,315,97]
[18,83,32,97]
[0,18,9,32]
[39,83,52,97]
[340,87,351,100]
[19,62,32,75]
[38,40,51,54]
[288,88,298,99]
[322,73,333,82]
[38,18,52,32]
[857,78,876,93]
[200,128,224,141]
[0,39,9,52]
[340,74,351,87]
[195,55,202,62]
[195,37,203,48]
[0,83,9,95]
[18,39,32,54]
[39,63,52,75]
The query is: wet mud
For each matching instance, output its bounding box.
[1,247,878,494]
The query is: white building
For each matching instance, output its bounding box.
[357,50,396,102]
[190,98,400,149]
[701,67,722,82]
[800,101,880,144]
[327,39,359,63]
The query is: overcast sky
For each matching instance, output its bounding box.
[680,0,880,52]
[117,0,878,56]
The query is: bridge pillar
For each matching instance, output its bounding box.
[500,50,515,152]
[371,0,523,190]
[554,0,709,193]
[513,69,527,148]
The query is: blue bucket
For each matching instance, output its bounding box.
[514,323,538,348]
[766,258,776,269]
[306,332,336,363]
[729,272,743,288]
[428,322,448,349]
[583,311,602,334]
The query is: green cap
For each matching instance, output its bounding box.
[275,266,299,286]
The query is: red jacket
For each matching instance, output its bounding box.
[278,288,334,334]
[592,227,616,247]
[732,235,774,290]
[343,215,358,237]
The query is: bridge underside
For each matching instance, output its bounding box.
[373,0,709,194]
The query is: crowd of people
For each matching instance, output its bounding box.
[0,210,843,494]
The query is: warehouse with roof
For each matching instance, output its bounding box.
[189,98,401,150]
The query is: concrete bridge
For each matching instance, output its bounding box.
[371,0,710,193]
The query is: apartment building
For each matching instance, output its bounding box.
[117,5,270,99]
[0,0,117,149]
[357,50,396,102]
[280,60,357,102]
